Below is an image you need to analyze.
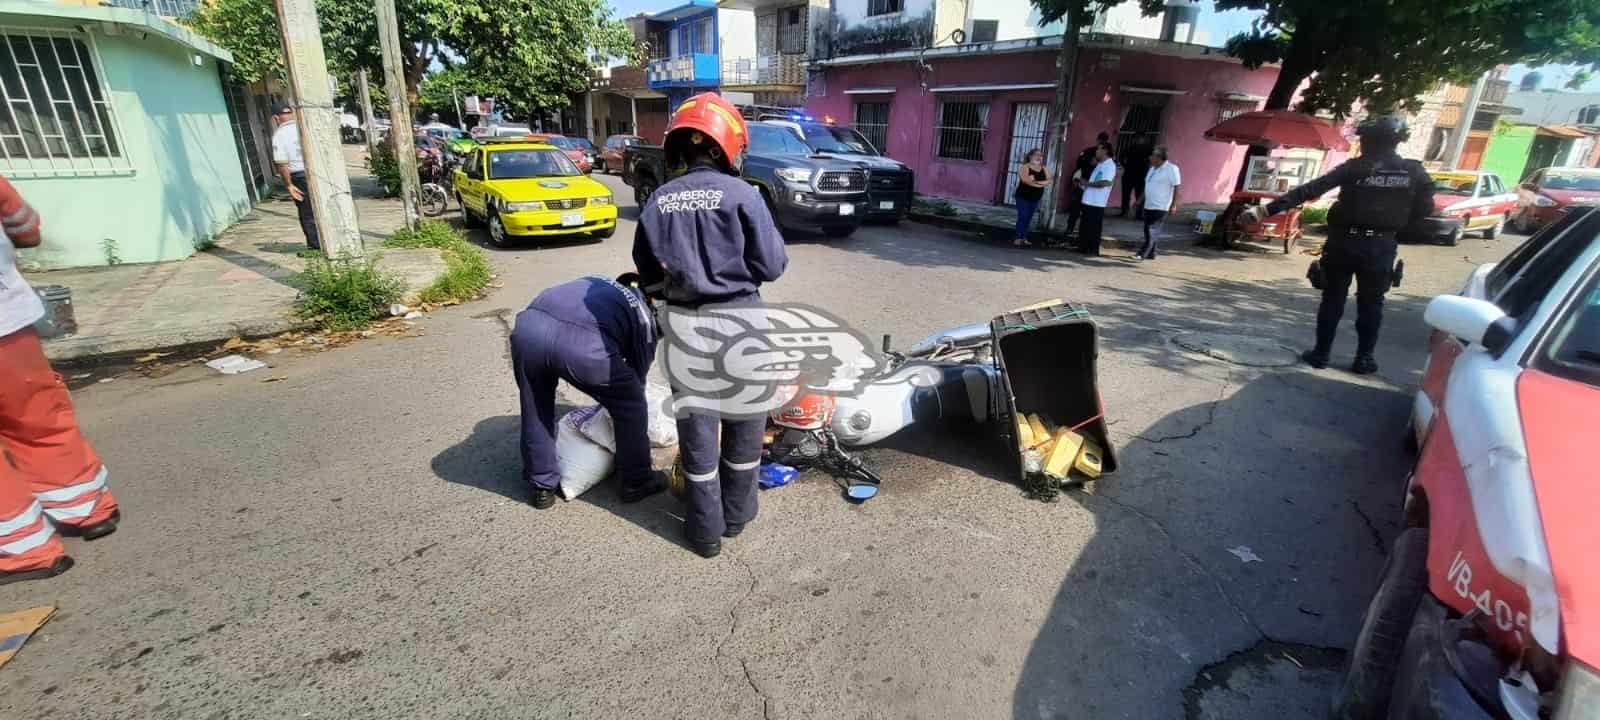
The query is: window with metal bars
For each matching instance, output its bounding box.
[854,102,890,154]
[778,6,806,54]
[868,0,903,16]
[936,101,988,161]
[0,29,128,177]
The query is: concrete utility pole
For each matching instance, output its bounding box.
[1443,72,1488,170]
[1038,17,1081,236]
[356,70,379,160]
[272,0,364,258]
[375,0,421,228]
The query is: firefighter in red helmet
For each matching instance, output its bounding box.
[633,92,789,559]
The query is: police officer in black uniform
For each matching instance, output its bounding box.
[1261,115,1434,375]
[633,92,789,559]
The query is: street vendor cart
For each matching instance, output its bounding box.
[1203,110,1349,254]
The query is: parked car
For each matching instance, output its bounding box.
[1413,170,1517,246]
[452,139,617,248]
[622,122,869,238]
[470,124,532,140]
[570,136,600,169]
[527,134,592,174]
[1514,167,1600,235]
[762,119,913,222]
[1333,206,1599,719]
[600,134,644,174]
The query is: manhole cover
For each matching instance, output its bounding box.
[1171,332,1300,367]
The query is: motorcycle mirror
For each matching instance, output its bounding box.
[846,483,878,503]
[882,334,891,354]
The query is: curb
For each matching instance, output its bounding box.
[43,316,315,363]
[906,210,1140,250]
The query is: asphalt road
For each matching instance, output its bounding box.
[0,174,1527,719]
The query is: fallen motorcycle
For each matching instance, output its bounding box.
[765,299,1118,501]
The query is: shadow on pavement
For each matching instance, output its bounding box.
[842,223,1081,273]
[1085,273,1431,390]
[429,411,694,552]
[1011,369,1413,719]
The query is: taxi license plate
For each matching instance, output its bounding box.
[561,212,584,227]
[878,201,895,210]
[839,204,855,216]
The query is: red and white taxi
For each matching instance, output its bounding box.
[1515,167,1600,235]
[1334,207,1600,719]
[1418,170,1518,246]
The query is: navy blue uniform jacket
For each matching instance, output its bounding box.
[632,166,788,304]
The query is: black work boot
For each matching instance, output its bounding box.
[0,556,74,587]
[59,508,120,541]
[684,525,721,559]
[529,488,557,510]
[618,470,668,504]
[1301,349,1330,369]
[722,522,746,539]
[1351,353,1379,375]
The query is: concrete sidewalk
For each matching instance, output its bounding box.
[30,152,448,361]
[907,193,1205,249]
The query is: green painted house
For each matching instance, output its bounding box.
[1,0,266,268]
[1480,125,1537,187]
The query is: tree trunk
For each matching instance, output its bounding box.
[1234,45,1316,191]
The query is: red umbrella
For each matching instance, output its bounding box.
[1204,110,1350,151]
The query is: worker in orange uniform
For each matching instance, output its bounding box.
[0,174,120,586]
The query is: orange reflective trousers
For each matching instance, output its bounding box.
[0,328,117,572]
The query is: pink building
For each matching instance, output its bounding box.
[806,34,1292,212]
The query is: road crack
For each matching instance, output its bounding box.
[1087,489,1264,637]
[1348,500,1387,555]
[716,554,772,719]
[1134,368,1232,444]
[1085,491,1351,719]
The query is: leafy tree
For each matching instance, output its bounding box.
[185,0,636,111]
[1027,0,1600,116]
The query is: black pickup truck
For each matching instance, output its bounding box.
[623,122,869,238]
[761,120,913,222]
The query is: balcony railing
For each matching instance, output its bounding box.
[647,53,719,87]
[105,0,200,18]
[720,55,806,87]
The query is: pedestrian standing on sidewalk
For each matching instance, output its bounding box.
[1073,142,1116,256]
[271,102,320,253]
[1012,149,1051,247]
[1063,132,1109,237]
[1135,146,1181,260]
[634,92,788,560]
[0,174,121,586]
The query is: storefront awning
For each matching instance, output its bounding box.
[1215,91,1265,103]
[844,87,897,95]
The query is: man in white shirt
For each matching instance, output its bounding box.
[1136,145,1181,260]
[0,174,121,586]
[1073,142,1116,256]
[270,102,319,251]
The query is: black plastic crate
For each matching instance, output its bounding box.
[990,301,1118,482]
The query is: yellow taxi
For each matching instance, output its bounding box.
[453,140,617,247]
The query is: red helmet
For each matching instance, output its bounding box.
[771,391,834,431]
[664,92,748,174]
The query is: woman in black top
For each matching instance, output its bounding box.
[1013,149,1051,247]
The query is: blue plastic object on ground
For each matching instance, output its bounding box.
[759,462,799,489]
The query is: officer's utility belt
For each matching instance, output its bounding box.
[665,290,758,309]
